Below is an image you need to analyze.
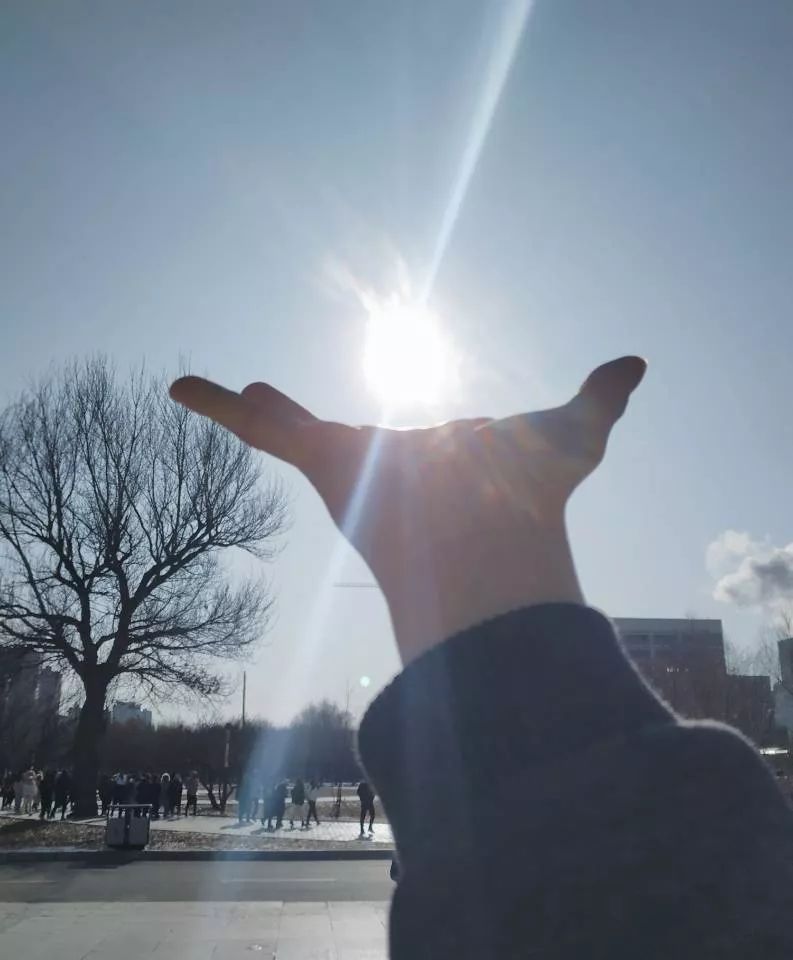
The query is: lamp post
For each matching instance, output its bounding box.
[222,721,233,815]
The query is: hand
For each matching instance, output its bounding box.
[170,357,645,663]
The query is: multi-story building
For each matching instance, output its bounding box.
[0,651,63,768]
[111,701,153,727]
[615,617,774,744]
[616,617,726,674]
[773,638,793,737]
[0,651,62,720]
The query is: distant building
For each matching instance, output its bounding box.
[0,652,63,769]
[774,638,793,737]
[111,701,153,727]
[616,617,728,719]
[0,651,61,721]
[615,617,774,744]
[616,617,726,674]
[774,685,793,735]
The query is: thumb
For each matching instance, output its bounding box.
[577,356,647,428]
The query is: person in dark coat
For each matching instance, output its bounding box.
[264,781,287,830]
[98,775,113,816]
[135,774,154,816]
[38,770,55,820]
[289,778,306,830]
[357,780,375,837]
[168,774,183,817]
[184,772,200,816]
[1,773,13,810]
[53,770,71,820]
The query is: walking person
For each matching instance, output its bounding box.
[12,774,23,814]
[305,779,320,827]
[160,773,172,818]
[264,780,287,830]
[168,774,183,817]
[184,771,199,816]
[288,778,306,829]
[33,770,42,813]
[357,780,375,838]
[38,770,55,820]
[21,768,37,815]
[1,773,13,810]
[262,782,276,831]
[53,769,71,820]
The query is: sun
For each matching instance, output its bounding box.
[362,293,457,408]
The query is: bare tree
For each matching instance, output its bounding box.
[0,359,286,815]
[289,701,357,783]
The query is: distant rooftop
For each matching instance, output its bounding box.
[614,617,722,634]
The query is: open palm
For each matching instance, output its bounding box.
[171,356,645,660]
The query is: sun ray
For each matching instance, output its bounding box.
[421,0,535,303]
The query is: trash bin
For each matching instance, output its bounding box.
[105,804,152,850]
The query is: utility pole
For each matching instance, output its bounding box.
[241,671,247,731]
[222,721,232,815]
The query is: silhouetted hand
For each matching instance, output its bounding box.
[170,357,645,662]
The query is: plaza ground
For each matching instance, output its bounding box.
[0,860,391,958]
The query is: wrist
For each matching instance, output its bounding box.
[377,515,584,664]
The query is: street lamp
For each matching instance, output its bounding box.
[222,721,233,815]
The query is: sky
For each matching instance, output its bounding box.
[2,0,793,724]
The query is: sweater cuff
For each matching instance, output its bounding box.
[358,603,673,855]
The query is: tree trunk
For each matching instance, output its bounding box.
[71,680,108,818]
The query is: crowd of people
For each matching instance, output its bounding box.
[101,771,200,819]
[0,768,201,820]
[1,768,377,834]
[1,768,72,819]
[236,775,375,835]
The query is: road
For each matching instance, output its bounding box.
[0,858,394,903]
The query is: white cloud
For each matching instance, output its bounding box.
[707,529,793,608]
[705,530,758,578]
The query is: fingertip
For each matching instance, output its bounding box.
[617,355,648,391]
[579,355,648,422]
[169,375,205,405]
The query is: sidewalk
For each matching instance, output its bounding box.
[150,814,393,846]
[0,900,389,959]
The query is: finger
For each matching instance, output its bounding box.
[241,382,320,425]
[169,376,302,465]
[577,356,647,427]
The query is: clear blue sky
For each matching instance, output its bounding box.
[2,0,792,723]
